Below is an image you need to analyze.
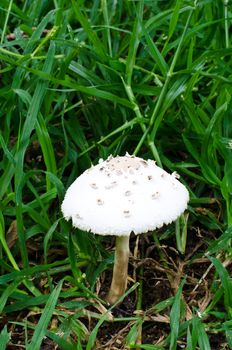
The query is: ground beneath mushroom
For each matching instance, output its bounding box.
[1,229,230,349]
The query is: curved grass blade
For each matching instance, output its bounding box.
[142,25,168,77]
[0,211,19,270]
[0,280,22,313]
[209,256,232,313]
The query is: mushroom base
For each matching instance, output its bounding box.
[106,235,130,305]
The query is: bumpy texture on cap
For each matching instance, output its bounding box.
[61,154,189,236]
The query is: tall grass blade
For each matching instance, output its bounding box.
[142,26,168,77]
[71,0,106,61]
[27,280,63,350]
[169,279,185,350]
[125,1,144,86]
[15,41,56,267]
[168,0,182,40]
[209,256,232,313]
[0,326,11,350]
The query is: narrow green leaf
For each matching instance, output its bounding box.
[209,256,232,311]
[14,89,57,193]
[0,211,19,270]
[0,133,15,165]
[71,0,106,61]
[44,219,60,263]
[0,326,11,350]
[168,0,182,39]
[36,113,57,191]
[225,328,232,348]
[0,281,21,313]
[4,294,49,313]
[15,41,56,267]
[183,98,205,134]
[0,261,68,285]
[69,61,105,85]
[169,279,185,350]
[202,101,228,167]
[186,326,193,350]
[101,0,112,56]
[27,281,63,350]
[142,25,168,76]
[197,321,211,350]
[134,345,164,350]
[68,233,82,281]
[125,1,144,86]
[207,226,232,255]
[191,317,200,349]
[126,318,143,347]
[145,6,193,32]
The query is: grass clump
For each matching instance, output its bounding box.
[0,0,232,349]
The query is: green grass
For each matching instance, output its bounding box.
[0,0,232,348]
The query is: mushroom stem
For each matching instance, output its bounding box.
[106,235,130,305]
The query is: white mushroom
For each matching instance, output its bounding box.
[61,153,189,304]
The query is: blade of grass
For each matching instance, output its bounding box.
[15,41,56,267]
[168,0,182,40]
[224,0,229,48]
[0,325,11,350]
[175,213,189,254]
[36,113,58,191]
[209,256,232,314]
[0,281,22,313]
[169,279,185,350]
[149,2,197,141]
[0,212,19,270]
[125,0,144,86]
[0,0,13,44]
[26,280,63,350]
[0,261,69,285]
[196,320,211,350]
[71,0,107,61]
[134,2,197,155]
[44,219,61,264]
[68,232,82,281]
[101,0,112,57]
[142,25,169,77]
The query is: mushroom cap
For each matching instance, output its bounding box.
[61,154,189,236]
